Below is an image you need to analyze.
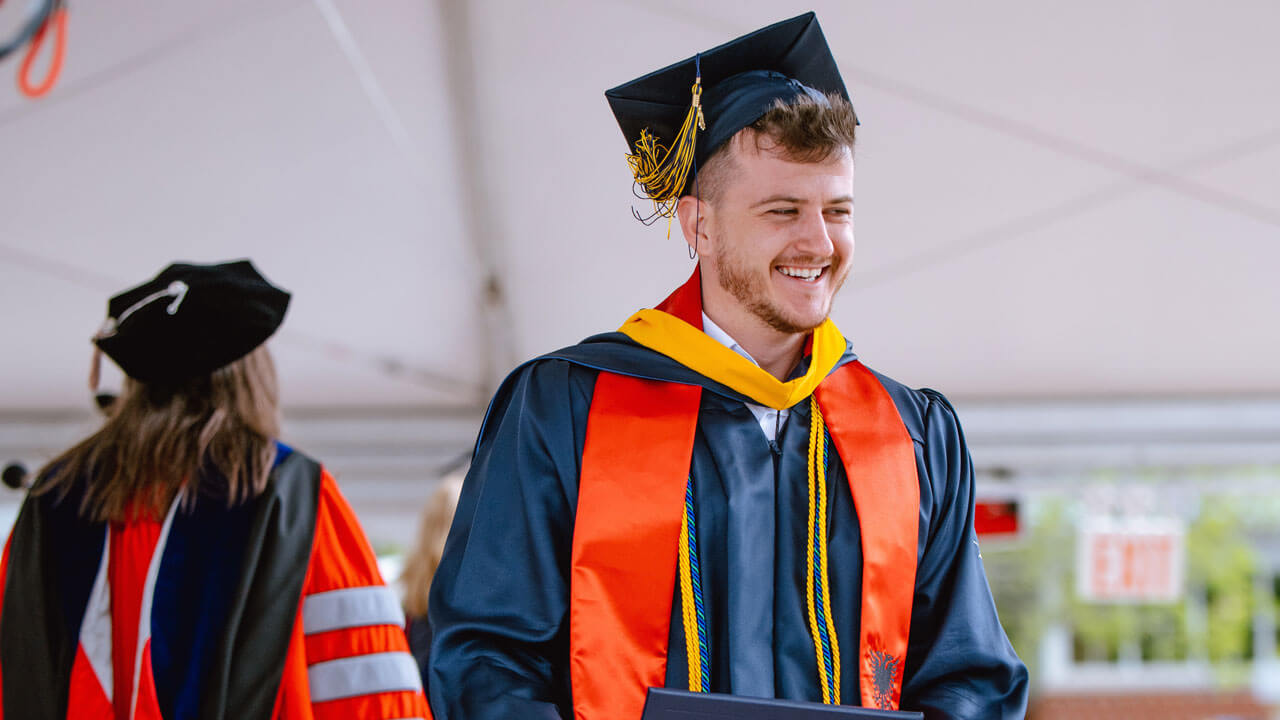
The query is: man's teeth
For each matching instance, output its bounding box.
[778,266,824,280]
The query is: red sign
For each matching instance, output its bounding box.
[974,500,1020,538]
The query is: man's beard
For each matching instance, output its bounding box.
[712,242,842,335]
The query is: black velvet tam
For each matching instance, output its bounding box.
[94,259,289,384]
[605,11,853,174]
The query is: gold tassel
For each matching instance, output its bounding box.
[627,73,706,233]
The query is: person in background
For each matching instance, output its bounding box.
[400,472,465,690]
[0,260,430,720]
[427,13,1027,720]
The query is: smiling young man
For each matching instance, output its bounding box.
[427,13,1028,720]
[684,109,856,382]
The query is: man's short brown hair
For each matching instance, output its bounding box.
[689,92,857,204]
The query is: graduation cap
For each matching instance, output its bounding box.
[606,12,853,223]
[93,260,290,385]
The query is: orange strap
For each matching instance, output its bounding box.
[18,6,67,98]
[573,362,918,713]
[570,373,701,720]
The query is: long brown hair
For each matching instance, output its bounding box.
[400,472,464,617]
[37,345,281,522]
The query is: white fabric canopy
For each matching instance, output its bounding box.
[2,0,1278,412]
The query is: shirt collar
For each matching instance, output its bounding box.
[701,312,761,367]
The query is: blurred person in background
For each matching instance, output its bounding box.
[0,260,430,719]
[400,472,465,692]
[428,13,1027,720]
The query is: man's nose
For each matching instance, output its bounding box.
[793,209,835,257]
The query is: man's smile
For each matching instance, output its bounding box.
[775,264,829,282]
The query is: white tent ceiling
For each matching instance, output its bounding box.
[2,0,1278,414]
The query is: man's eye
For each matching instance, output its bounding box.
[769,208,798,216]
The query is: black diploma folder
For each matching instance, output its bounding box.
[641,688,925,719]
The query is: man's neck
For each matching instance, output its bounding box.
[701,303,808,381]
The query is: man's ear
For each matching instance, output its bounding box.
[676,194,712,257]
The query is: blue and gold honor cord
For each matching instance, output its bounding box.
[806,397,841,704]
[677,398,844,701]
[678,475,709,692]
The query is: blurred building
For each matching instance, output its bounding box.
[965,396,1280,718]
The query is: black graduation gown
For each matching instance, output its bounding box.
[427,333,1028,719]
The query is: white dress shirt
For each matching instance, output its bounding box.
[701,313,791,443]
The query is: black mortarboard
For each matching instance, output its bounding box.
[606,12,853,221]
[93,260,290,384]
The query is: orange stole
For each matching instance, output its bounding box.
[569,361,918,718]
[814,361,920,710]
[570,373,702,720]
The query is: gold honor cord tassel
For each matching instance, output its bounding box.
[805,399,824,701]
[678,504,703,692]
[627,77,706,236]
[806,398,842,704]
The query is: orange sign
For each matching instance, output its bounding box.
[1076,518,1184,603]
